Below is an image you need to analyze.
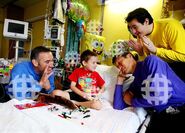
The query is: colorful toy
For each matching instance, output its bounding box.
[83,32,106,62]
[0,59,14,84]
[65,51,81,68]
[110,39,133,57]
[86,20,103,35]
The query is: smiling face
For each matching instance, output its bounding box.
[128,18,150,37]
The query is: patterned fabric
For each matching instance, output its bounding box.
[130,55,185,112]
[68,67,105,94]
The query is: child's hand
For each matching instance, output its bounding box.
[83,93,93,101]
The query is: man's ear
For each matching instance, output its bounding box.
[32,59,38,67]
[144,18,149,25]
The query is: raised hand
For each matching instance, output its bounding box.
[39,65,53,90]
[140,36,157,54]
[117,68,127,85]
[127,39,144,56]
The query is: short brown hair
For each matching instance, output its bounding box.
[80,49,97,65]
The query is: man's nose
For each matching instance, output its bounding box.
[131,29,137,35]
[49,61,54,67]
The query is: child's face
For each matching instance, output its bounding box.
[83,56,98,72]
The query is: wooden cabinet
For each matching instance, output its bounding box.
[169,0,185,11]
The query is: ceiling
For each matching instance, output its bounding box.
[0,0,43,8]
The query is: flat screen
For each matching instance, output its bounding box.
[8,22,25,34]
[3,18,28,40]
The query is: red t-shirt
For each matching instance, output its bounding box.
[68,67,105,93]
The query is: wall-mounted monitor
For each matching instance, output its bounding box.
[3,18,29,40]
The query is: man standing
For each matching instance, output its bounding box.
[125,8,185,81]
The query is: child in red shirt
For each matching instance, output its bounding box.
[55,50,105,110]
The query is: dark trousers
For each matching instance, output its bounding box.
[168,62,185,82]
[0,84,10,103]
[146,106,185,133]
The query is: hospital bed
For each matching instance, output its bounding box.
[0,65,149,133]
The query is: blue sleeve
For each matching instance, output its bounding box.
[131,55,173,108]
[113,85,127,110]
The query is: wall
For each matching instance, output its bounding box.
[0,8,3,57]
[0,5,25,58]
[24,0,48,50]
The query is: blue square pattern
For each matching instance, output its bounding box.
[17,82,22,88]
[26,82,31,88]
[17,92,22,97]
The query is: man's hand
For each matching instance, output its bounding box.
[39,65,53,90]
[117,68,127,85]
[140,36,157,54]
[127,39,144,56]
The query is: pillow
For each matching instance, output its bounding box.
[96,65,135,104]
[96,65,119,104]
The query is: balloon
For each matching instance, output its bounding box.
[67,0,90,23]
[76,19,86,38]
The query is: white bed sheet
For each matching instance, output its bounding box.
[0,99,147,133]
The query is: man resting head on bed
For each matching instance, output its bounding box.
[112,52,185,132]
[112,51,185,113]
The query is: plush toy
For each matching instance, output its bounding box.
[83,33,106,62]
[65,51,80,68]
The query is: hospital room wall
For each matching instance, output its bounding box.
[24,0,48,50]
[0,0,49,58]
[0,8,3,57]
[0,7,8,58]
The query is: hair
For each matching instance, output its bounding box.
[30,46,51,60]
[112,52,138,65]
[125,8,153,25]
[80,49,97,65]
